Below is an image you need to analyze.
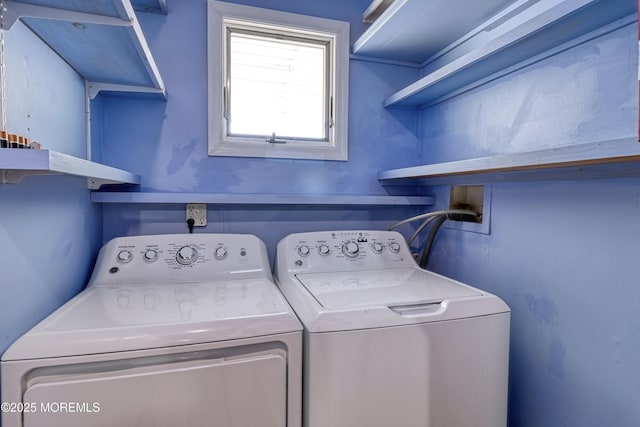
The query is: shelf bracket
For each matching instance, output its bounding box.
[88,177,119,190]
[1,170,121,188]
[1,169,61,184]
[133,0,168,15]
[1,1,132,30]
[87,82,166,99]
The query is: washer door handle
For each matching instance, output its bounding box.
[388,302,443,317]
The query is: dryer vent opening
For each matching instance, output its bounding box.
[449,185,484,223]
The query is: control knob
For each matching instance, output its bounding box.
[214,246,228,260]
[342,241,360,258]
[176,246,198,265]
[144,249,159,262]
[371,242,384,254]
[117,250,132,264]
[298,245,310,257]
[318,244,330,256]
[388,242,401,253]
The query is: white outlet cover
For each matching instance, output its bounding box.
[186,203,207,227]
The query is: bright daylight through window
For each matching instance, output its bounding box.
[228,30,327,141]
[208,1,349,160]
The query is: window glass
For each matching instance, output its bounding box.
[228,30,328,141]
[207,1,349,161]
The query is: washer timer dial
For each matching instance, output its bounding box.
[342,241,360,258]
[176,246,198,265]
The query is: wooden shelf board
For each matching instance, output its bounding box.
[378,138,640,184]
[0,148,141,188]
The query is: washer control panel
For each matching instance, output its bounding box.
[89,234,270,287]
[277,230,416,274]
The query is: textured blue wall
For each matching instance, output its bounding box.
[3,2,638,426]
[421,22,640,426]
[0,23,102,355]
[98,0,423,252]
[421,22,636,161]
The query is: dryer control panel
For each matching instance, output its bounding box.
[276,230,417,274]
[88,234,272,287]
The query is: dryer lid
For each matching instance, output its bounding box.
[3,278,301,360]
[295,268,481,309]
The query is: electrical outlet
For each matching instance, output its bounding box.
[186,203,207,227]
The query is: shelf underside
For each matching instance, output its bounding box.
[91,192,435,206]
[383,0,635,107]
[354,0,516,62]
[3,0,166,97]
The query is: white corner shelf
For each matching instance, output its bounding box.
[2,0,166,98]
[355,0,636,108]
[131,0,167,14]
[378,138,640,184]
[354,0,515,63]
[91,192,434,206]
[0,148,141,189]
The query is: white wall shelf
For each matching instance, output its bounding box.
[357,0,638,187]
[378,138,640,185]
[2,0,166,98]
[91,192,434,206]
[354,0,514,63]
[0,149,141,189]
[355,0,635,108]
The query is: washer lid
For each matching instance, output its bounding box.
[3,278,301,360]
[295,268,481,309]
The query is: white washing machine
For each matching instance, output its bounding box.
[274,230,510,427]
[2,233,302,427]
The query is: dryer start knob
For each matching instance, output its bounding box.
[342,241,360,258]
[176,246,198,265]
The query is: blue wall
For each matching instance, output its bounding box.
[0,23,102,355]
[97,0,424,261]
[422,22,640,426]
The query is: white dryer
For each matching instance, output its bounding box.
[2,234,302,427]
[275,230,510,427]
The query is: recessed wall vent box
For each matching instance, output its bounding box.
[446,184,492,234]
[449,185,484,223]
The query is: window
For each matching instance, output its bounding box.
[207,1,349,161]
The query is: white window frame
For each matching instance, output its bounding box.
[207,1,349,161]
